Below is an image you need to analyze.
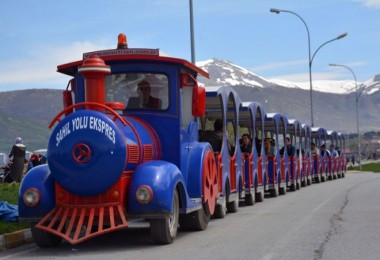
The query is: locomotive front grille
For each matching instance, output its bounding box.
[35,204,128,245]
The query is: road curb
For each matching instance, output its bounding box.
[0,228,33,251]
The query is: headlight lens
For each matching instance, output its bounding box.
[23,188,40,207]
[136,185,153,204]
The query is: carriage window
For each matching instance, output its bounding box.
[105,73,169,110]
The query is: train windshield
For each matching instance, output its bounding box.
[105,73,169,110]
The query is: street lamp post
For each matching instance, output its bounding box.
[270,8,347,127]
[329,63,362,170]
[189,0,196,64]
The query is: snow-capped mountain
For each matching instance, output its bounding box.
[195,58,380,132]
[196,58,380,95]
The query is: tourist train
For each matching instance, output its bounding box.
[18,34,346,247]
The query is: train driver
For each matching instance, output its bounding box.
[137,80,162,109]
[127,80,162,109]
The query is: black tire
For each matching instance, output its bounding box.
[270,185,278,197]
[296,181,300,190]
[279,184,287,195]
[244,192,255,206]
[213,196,227,219]
[321,175,326,182]
[179,202,210,231]
[255,190,264,202]
[31,223,62,248]
[223,180,238,213]
[290,183,296,192]
[307,178,311,185]
[301,180,306,187]
[227,196,239,213]
[150,190,179,244]
[315,176,321,183]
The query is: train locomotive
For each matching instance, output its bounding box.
[18,34,347,247]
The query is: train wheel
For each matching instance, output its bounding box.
[255,190,264,202]
[179,202,210,231]
[296,180,301,189]
[31,223,62,247]
[227,182,238,213]
[279,175,286,195]
[245,191,255,206]
[213,195,227,219]
[279,185,287,195]
[270,184,278,197]
[202,151,218,215]
[150,190,179,244]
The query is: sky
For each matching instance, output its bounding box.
[1,0,380,91]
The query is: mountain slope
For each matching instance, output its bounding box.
[197,58,380,95]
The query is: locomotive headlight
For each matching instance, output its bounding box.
[136,185,153,204]
[23,188,40,207]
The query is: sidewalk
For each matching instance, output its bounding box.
[0,228,33,251]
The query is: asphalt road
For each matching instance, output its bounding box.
[2,172,380,260]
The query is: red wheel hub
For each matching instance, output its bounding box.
[202,150,218,215]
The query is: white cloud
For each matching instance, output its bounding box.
[0,41,111,88]
[356,0,380,8]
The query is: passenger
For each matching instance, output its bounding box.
[320,144,331,157]
[311,142,319,157]
[280,137,295,156]
[199,119,224,153]
[265,138,275,158]
[240,134,252,153]
[330,144,339,157]
[336,146,341,156]
[8,137,27,182]
[128,80,162,109]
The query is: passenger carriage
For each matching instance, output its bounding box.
[311,127,327,183]
[261,113,288,197]
[326,130,339,180]
[301,124,313,186]
[338,133,347,178]
[287,119,302,191]
[239,102,267,204]
[199,86,243,217]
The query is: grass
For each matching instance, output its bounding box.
[0,182,30,235]
[347,161,380,173]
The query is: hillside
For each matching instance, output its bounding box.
[0,89,62,153]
